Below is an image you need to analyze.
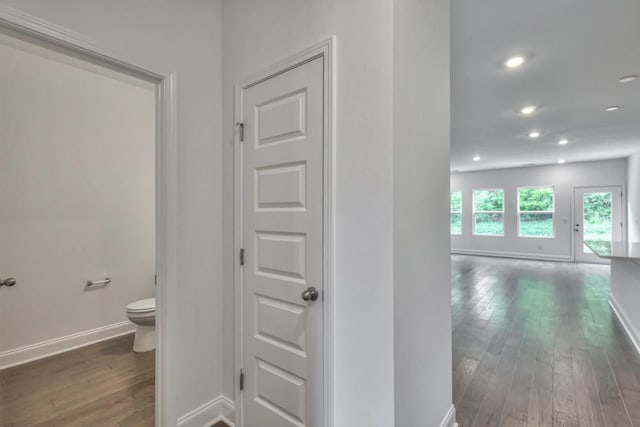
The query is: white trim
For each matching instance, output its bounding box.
[609,296,640,356]
[0,321,135,370]
[0,6,178,426]
[439,404,458,427]
[177,396,236,427]
[233,37,336,427]
[451,248,574,263]
[219,396,236,426]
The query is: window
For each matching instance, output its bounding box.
[473,189,504,236]
[450,191,462,235]
[518,186,555,237]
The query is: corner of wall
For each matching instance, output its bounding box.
[177,395,235,427]
[440,404,458,427]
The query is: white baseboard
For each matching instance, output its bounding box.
[0,321,135,370]
[440,404,458,427]
[178,395,235,427]
[451,248,573,263]
[609,296,640,356]
[181,397,450,427]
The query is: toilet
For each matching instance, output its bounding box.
[126,298,156,352]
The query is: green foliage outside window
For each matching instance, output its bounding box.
[519,187,554,237]
[583,192,612,225]
[519,187,554,212]
[474,189,504,212]
[450,192,462,212]
[450,191,462,234]
[583,192,612,245]
[474,189,504,235]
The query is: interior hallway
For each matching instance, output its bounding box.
[452,255,640,427]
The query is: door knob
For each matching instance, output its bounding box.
[301,286,319,302]
[0,278,16,288]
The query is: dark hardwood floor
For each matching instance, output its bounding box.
[452,255,640,427]
[0,334,154,427]
[5,256,638,427]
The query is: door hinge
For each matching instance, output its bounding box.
[239,369,245,391]
[240,248,245,266]
[236,122,244,142]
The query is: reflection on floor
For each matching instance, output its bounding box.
[452,255,640,427]
[0,334,154,427]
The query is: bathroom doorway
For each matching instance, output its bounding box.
[0,23,168,426]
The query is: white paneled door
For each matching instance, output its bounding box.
[574,186,623,263]
[240,57,324,427]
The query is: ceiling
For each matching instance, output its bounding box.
[451,0,640,172]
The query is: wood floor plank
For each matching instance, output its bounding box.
[527,344,553,427]
[589,346,632,426]
[452,255,640,427]
[0,334,155,427]
[552,348,579,426]
[571,348,606,427]
[453,357,480,405]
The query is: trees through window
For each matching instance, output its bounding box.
[473,189,504,236]
[518,186,555,237]
[451,192,462,235]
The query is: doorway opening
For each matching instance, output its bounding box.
[451,0,640,425]
[0,8,178,425]
[574,186,623,263]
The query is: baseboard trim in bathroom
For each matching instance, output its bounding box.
[0,320,135,370]
[177,395,235,427]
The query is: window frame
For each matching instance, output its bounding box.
[472,188,505,237]
[517,185,556,238]
[450,191,462,235]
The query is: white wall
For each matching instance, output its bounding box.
[610,259,640,355]
[0,34,155,356]
[0,0,224,421]
[393,0,454,426]
[222,2,396,425]
[628,151,640,242]
[451,159,627,260]
[223,1,454,426]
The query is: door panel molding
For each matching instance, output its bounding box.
[234,37,335,427]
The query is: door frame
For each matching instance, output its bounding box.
[0,6,178,425]
[572,185,626,263]
[233,37,336,427]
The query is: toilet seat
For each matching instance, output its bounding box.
[126,298,156,313]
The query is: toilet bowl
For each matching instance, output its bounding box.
[126,298,156,352]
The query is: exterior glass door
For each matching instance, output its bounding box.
[574,186,623,263]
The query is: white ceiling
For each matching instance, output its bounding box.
[451,0,640,172]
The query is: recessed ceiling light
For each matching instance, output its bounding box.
[558,139,569,145]
[605,105,620,112]
[520,105,536,115]
[505,56,525,68]
[619,75,638,83]
[558,159,566,164]
[473,155,481,162]
[528,131,541,138]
